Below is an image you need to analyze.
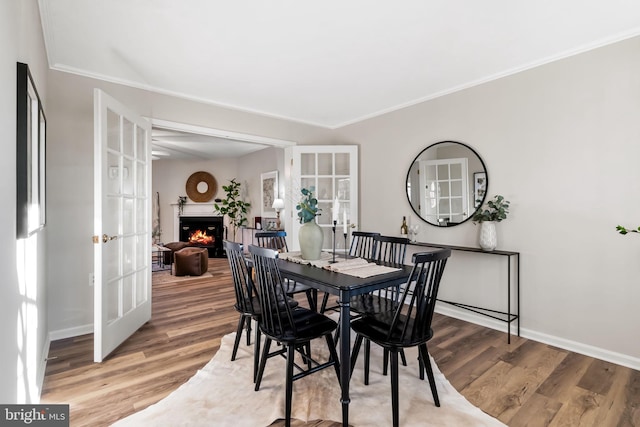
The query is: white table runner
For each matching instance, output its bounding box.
[279,252,401,278]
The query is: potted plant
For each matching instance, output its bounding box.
[472,195,510,251]
[214,178,251,241]
[177,196,187,216]
[296,187,323,260]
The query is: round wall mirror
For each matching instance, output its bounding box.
[406,141,488,227]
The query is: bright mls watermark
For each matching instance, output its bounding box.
[1,405,69,426]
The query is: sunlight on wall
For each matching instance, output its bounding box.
[15,235,40,403]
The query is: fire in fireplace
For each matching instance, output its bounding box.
[179,216,224,257]
[189,229,214,245]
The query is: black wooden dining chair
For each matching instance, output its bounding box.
[349,235,410,378]
[225,240,299,382]
[350,249,452,427]
[319,231,381,313]
[255,231,318,311]
[224,240,262,382]
[249,245,341,427]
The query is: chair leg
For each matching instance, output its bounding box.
[364,338,371,385]
[232,315,246,361]
[324,333,341,385]
[390,350,400,427]
[285,344,295,427]
[383,348,389,376]
[418,352,425,380]
[253,326,261,383]
[305,289,318,311]
[400,349,407,366]
[419,344,440,407]
[305,342,312,370]
[246,317,252,346]
[255,338,272,391]
[319,292,330,313]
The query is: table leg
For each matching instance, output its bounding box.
[338,291,350,427]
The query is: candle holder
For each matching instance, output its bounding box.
[330,220,337,263]
[343,232,348,260]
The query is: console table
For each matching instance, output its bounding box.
[412,242,520,343]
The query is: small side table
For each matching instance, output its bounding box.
[152,245,172,271]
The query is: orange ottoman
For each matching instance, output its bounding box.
[174,247,209,276]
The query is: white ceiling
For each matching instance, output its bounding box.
[39,1,640,131]
[151,128,268,160]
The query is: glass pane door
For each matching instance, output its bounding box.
[288,146,358,252]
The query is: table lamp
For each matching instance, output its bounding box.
[272,198,285,230]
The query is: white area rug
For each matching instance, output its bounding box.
[112,326,506,427]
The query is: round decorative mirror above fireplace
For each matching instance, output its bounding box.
[406,141,488,227]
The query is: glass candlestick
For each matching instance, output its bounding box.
[343,233,348,259]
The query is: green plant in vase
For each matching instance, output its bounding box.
[214,178,251,241]
[472,195,510,251]
[296,187,321,223]
[472,195,510,223]
[295,187,323,260]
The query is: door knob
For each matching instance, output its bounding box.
[93,234,118,244]
[102,234,118,243]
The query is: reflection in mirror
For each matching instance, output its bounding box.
[406,141,488,227]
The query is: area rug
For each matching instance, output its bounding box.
[112,323,506,427]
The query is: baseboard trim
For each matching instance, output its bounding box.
[434,304,640,371]
[49,324,93,341]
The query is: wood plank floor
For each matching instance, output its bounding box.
[41,258,640,426]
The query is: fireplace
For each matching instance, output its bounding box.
[179,216,224,257]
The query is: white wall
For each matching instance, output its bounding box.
[334,36,640,367]
[0,0,50,403]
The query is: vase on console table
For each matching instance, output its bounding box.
[478,221,497,251]
[299,219,323,260]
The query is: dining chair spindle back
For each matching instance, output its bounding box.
[255,231,318,311]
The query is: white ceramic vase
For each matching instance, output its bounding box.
[478,221,497,251]
[299,219,324,260]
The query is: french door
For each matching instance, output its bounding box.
[93,89,152,362]
[286,145,358,252]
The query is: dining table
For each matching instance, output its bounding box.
[277,253,414,427]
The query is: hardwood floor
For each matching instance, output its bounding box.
[41,258,640,426]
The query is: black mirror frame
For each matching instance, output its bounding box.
[17,62,47,238]
[405,140,488,227]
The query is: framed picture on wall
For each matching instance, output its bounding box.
[16,62,46,238]
[473,172,487,208]
[261,171,278,218]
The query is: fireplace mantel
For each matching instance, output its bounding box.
[171,203,222,241]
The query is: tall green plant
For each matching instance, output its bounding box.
[214,178,251,240]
